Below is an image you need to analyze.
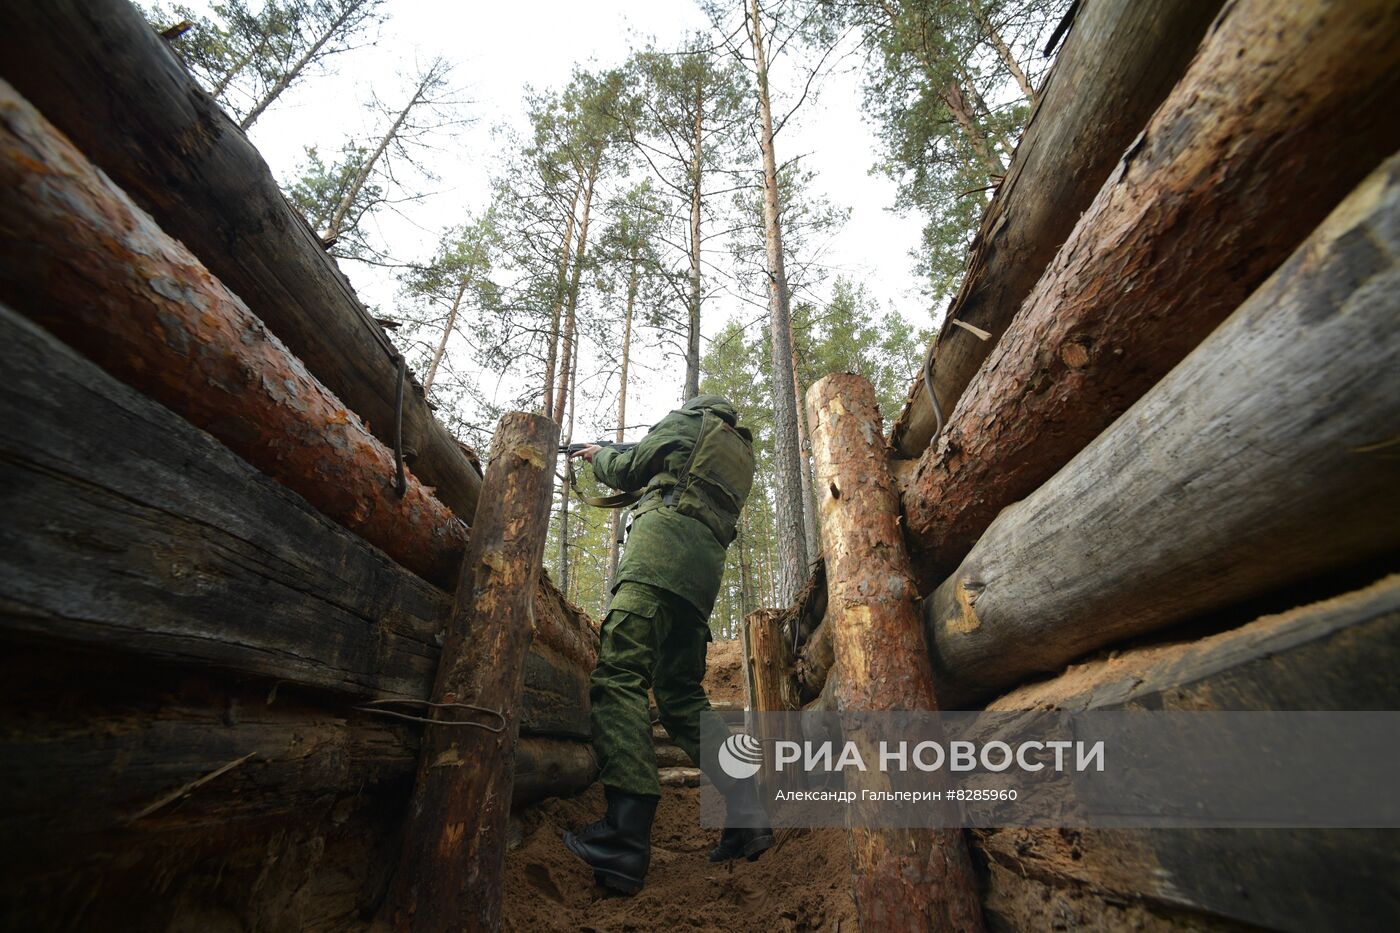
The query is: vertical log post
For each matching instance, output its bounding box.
[808,374,983,932]
[388,412,559,932]
[745,608,802,793]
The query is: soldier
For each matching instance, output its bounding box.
[562,394,772,895]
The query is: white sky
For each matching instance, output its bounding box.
[225,0,934,437]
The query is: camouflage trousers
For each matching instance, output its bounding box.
[589,580,713,798]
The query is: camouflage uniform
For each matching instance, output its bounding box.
[588,395,752,797]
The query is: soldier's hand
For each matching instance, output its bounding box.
[570,444,603,463]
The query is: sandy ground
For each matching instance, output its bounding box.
[501,784,855,932]
[501,636,857,931]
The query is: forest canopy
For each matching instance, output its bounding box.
[143,0,1070,631]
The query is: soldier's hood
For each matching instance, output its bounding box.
[681,394,739,426]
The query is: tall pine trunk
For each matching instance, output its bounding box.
[748,0,809,606]
[325,63,437,241]
[238,0,374,130]
[557,338,579,591]
[606,250,639,592]
[423,278,468,393]
[552,154,599,422]
[543,180,581,414]
[684,75,704,400]
[792,348,819,562]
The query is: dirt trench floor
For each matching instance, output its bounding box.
[501,637,855,932]
[501,783,855,933]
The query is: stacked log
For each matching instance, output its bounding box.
[902,0,1400,585]
[922,154,1400,707]
[0,79,465,587]
[0,303,597,929]
[0,0,484,523]
[975,577,1400,932]
[889,0,1225,457]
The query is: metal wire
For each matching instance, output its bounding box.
[353,698,506,733]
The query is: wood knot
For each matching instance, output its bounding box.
[1059,341,1091,369]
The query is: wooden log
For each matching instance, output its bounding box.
[975,576,1400,932]
[0,302,592,738]
[807,374,983,932]
[794,615,833,704]
[0,80,466,586]
[0,0,484,523]
[889,0,1225,458]
[389,413,558,933]
[923,154,1400,708]
[902,0,1400,585]
[746,608,796,714]
[0,649,597,931]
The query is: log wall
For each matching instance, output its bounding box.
[890,0,1224,457]
[0,0,485,523]
[923,154,1400,707]
[976,577,1400,932]
[0,305,597,929]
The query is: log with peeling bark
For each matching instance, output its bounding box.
[389,413,558,933]
[889,0,1225,458]
[975,576,1400,932]
[807,374,983,933]
[0,301,594,739]
[923,154,1400,709]
[0,647,596,932]
[745,608,797,714]
[0,0,485,523]
[0,80,467,587]
[903,0,1400,585]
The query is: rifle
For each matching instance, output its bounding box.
[558,441,638,456]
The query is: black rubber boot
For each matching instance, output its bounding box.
[708,777,774,863]
[562,788,658,895]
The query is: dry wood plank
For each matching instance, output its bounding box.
[923,154,1400,708]
[0,79,466,586]
[890,0,1224,458]
[807,373,983,932]
[902,0,1400,585]
[0,0,484,522]
[975,577,1400,932]
[0,302,592,738]
[389,413,558,933]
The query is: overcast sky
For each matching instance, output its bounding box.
[221,0,933,437]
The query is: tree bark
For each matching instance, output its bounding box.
[552,156,599,423]
[557,339,579,591]
[389,412,558,932]
[238,0,375,131]
[889,0,1226,458]
[684,74,705,401]
[0,80,467,586]
[975,7,1035,104]
[923,154,1400,708]
[942,79,1003,176]
[806,374,983,932]
[0,0,484,523]
[976,576,1400,933]
[792,351,821,564]
[748,0,810,606]
[606,253,639,591]
[904,0,1400,585]
[543,180,581,413]
[422,278,468,394]
[325,62,439,241]
[0,299,597,738]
